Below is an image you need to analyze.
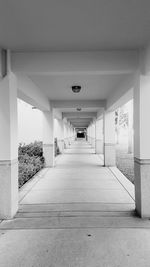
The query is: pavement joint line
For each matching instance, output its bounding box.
[20,203,135,205]
[1,226,150,230]
[15,215,136,218]
[24,189,129,191]
[20,202,134,205]
[18,210,134,213]
[19,168,50,203]
[108,167,135,202]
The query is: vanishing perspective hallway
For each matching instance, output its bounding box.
[19,140,135,210]
[1,141,150,266]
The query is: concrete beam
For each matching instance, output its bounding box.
[71,119,90,123]
[69,122,91,127]
[106,74,134,111]
[17,74,50,111]
[70,123,91,127]
[52,100,106,109]
[72,124,89,127]
[12,51,138,75]
[62,112,97,119]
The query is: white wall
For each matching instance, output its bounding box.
[17,73,50,111]
[18,99,42,144]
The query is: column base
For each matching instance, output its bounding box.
[104,143,116,166]
[95,139,103,154]
[91,138,95,148]
[134,157,150,218]
[43,144,55,167]
[57,140,64,154]
[87,136,90,143]
[0,159,18,219]
[64,138,70,148]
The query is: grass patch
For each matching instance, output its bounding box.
[116,144,134,184]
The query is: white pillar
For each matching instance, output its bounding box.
[70,125,74,142]
[104,111,116,166]
[74,128,77,140]
[0,72,18,219]
[55,118,64,154]
[91,121,96,148]
[64,121,70,148]
[88,125,91,144]
[95,118,104,154]
[68,124,72,144]
[64,121,67,148]
[134,73,150,217]
[87,126,90,142]
[67,123,71,146]
[128,101,133,154]
[43,108,55,167]
[90,124,92,145]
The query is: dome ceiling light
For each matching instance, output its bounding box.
[72,85,81,93]
[77,108,82,111]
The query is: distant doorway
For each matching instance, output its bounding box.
[77,131,85,138]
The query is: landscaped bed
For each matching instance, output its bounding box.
[18,141,45,188]
[116,144,134,184]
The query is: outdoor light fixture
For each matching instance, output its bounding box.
[77,108,82,111]
[72,85,81,93]
[32,106,37,110]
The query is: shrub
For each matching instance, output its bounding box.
[18,142,45,188]
[54,138,60,156]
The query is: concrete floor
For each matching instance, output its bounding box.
[1,140,150,266]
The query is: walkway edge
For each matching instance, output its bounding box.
[19,168,50,203]
[109,167,135,201]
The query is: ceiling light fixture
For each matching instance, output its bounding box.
[77,108,82,111]
[72,85,81,93]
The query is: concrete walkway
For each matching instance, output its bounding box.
[1,140,150,266]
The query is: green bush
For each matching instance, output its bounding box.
[18,142,45,188]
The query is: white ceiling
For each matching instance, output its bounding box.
[29,73,128,101]
[0,0,150,51]
[29,72,129,128]
[2,0,140,128]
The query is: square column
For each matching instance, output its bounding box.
[87,126,90,143]
[64,122,69,148]
[89,125,92,144]
[0,72,18,219]
[57,119,64,153]
[43,108,55,167]
[95,118,104,154]
[104,111,116,166]
[134,74,150,217]
[91,122,96,148]
[128,100,133,154]
[68,124,72,144]
[71,126,75,142]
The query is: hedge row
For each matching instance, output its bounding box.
[18,141,44,188]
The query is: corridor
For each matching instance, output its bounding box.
[19,140,135,210]
[1,141,150,267]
